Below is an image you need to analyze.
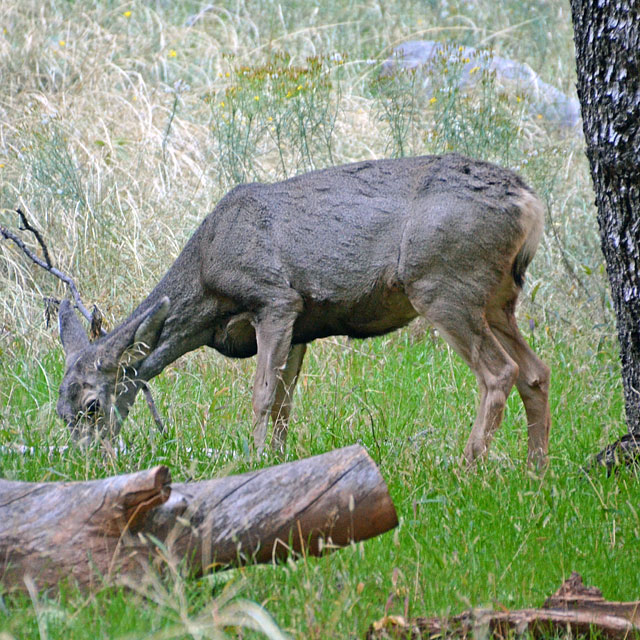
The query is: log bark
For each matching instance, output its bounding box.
[0,444,397,592]
[367,573,640,639]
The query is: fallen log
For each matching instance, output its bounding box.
[0,444,397,592]
[367,573,640,639]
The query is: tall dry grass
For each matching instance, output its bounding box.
[1,4,629,636]
[1,1,605,353]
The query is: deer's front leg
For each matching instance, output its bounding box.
[251,309,297,456]
[270,343,307,456]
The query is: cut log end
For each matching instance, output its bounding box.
[120,465,172,531]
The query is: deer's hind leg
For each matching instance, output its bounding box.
[407,287,519,464]
[486,295,551,468]
[270,343,307,456]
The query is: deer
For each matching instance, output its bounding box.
[57,153,551,466]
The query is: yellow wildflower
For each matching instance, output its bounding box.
[429,97,437,104]
[168,49,177,58]
[254,95,259,101]
[59,40,66,47]
[123,10,132,17]
[469,66,480,75]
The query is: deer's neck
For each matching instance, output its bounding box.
[126,237,217,381]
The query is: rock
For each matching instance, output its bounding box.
[382,40,581,130]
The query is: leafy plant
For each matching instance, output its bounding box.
[208,53,343,185]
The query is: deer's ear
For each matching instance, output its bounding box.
[101,297,170,369]
[58,300,90,364]
[132,297,170,359]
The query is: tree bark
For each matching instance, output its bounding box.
[0,444,397,592]
[569,1,640,461]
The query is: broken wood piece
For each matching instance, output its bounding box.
[543,571,640,626]
[0,444,397,592]
[367,573,640,639]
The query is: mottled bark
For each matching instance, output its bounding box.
[0,445,397,592]
[569,2,640,441]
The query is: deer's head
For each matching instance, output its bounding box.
[56,298,169,441]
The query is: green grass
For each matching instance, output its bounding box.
[1,0,637,638]
[1,331,635,638]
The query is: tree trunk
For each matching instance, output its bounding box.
[0,444,397,592]
[569,1,640,464]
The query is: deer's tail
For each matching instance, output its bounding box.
[512,188,545,289]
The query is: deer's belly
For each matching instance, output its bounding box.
[293,288,418,342]
[209,288,418,357]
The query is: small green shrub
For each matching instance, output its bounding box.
[208,53,344,185]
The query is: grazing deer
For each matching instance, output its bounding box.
[57,153,550,465]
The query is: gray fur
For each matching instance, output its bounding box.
[57,153,550,464]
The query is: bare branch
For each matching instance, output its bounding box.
[1,208,165,430]
[89,304,103,340]
[367,573,640,640]
[0,209,99,331]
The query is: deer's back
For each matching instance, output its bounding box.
[199,154,534,342]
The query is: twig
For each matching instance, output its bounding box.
[545,202,593,301]
[162,80,186,163]
[1,208,165,432]
[17,208,53,268]
[362,390,383,467]
[141,383,166,434]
